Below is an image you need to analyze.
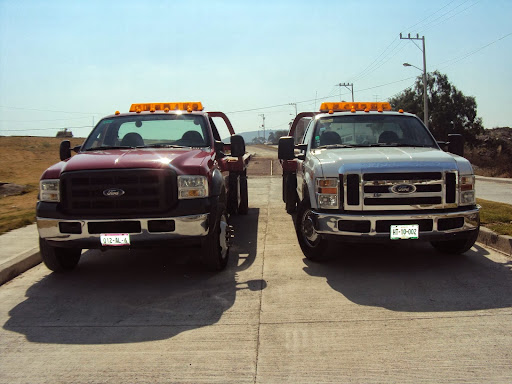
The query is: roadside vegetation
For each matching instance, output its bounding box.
[477,198,512,236]
[0,136,83,234]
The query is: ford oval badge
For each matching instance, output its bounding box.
[390,184,416,194]
[103,188,125,197]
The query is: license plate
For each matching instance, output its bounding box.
[390,225,419,240]
[100,233,130,246]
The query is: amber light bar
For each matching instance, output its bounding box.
[129,102,204,113]
[319,102,392,113]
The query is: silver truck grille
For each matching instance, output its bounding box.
[342,171,457,211]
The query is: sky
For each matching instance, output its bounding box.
[0,0,511,139]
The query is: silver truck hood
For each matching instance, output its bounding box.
[311,147,473,176]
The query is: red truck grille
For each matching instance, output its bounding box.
[60,169,177,217]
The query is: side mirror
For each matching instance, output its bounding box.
[278,136,295,160]
[72,145,81,153]
[230,135,245,157]
[59,140,71,161]
[447,134,464,157]
[214,140,225,158]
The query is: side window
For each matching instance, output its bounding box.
[210,116,232,143]
[293,117,312,144]
[303,119,316,147]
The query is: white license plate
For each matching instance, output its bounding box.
[390,225,419,240]
[100,233,130,246]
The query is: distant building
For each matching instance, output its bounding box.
[56,128,73,138]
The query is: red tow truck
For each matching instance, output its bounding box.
[37,102,250,272]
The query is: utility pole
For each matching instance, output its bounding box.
[335,82,354,102]
[400,33,428,128]
[258,113,266,142]
[289,103,297,116]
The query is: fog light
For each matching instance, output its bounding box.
[59,222,82,234]
[318,194,338,209]
[460,190,475,205]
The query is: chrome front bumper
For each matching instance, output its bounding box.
[312,207,480,239]
[37,214,209,246]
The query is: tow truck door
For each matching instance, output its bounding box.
[296,118,316,200]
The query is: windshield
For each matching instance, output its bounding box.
[81,114,210,151]
[311,114,437,149]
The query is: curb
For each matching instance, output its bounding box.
[475,175,512,185]
[477,227,512,258]
[0,248,41,286]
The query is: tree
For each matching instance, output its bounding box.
[389,71,483,145]
[251,136,264,145]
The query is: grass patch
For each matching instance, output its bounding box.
[477,198,512,236]
[0,190,39,234]
[0,209,36,235]
[0,136,83,234]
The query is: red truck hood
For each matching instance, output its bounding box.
[42,148,212,179]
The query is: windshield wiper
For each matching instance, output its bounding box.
[83,145,136,151]
[143,144,188,148]
[367,143,433,148]
[317,144,355,149]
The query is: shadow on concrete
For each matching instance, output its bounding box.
[303,239,512,313]
[4,208,263,344]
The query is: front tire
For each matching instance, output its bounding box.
[296,199,329,261]
[201,204,230,271]
[430,228,479,255]
[39,238,81,272]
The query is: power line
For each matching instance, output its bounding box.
[348,38,403,82]
[228,77,417,115]
[1,125,92,132]
[418,0,479,34]
[0,105,103,115]
[406,0,458,31]
[435,32,512,69]
[347,0,478,84]
[0,116,91,123]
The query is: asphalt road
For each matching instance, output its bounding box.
[476,176,512,204]
[1,176,511,383]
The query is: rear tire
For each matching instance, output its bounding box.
[201,203,230,271]
[282,175,287,203]
[238,174,248,215]
[430,228,479,255]
[39,238,81,272]
[296,199,329,261]
[227,173,239,215]
[285,174,297,214]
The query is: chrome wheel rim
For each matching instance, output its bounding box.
[301,209,319,246]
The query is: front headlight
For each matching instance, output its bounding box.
[459,175,476,205]
[39,179,60,202]
[178,175,208,199]
[316,178,339,209]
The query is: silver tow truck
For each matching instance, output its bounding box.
[278,101,480,260]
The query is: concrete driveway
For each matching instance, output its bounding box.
[1,176,511,383]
